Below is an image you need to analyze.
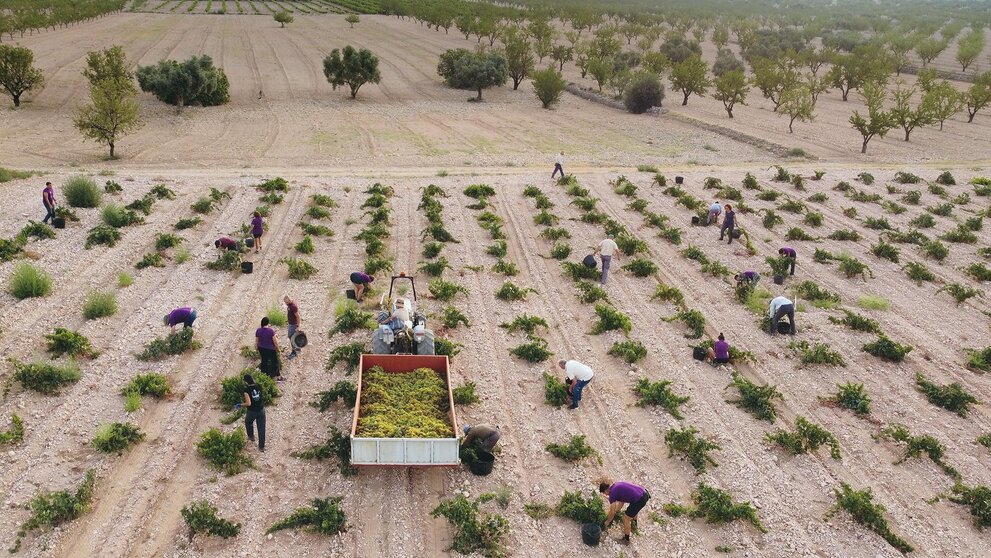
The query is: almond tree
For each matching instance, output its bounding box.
[890,83,935,141]
[670,55,711,106]
[779,85,815,133]
[925,81,964,130]
[0,45,44,107]
[965,72,991,123]
[850,82,894,154]
[713,70,748,118]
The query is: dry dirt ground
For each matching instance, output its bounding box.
[0,11,990,558]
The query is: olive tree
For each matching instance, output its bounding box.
[322,46,381,99]
[623,73,664,114]
[437,48,508,101]
[345,15,360,29]
[136,56,230,111]
[274,11,293,28]
[669,55,711,106]
[531,67,566,109]
[0,45,44,107]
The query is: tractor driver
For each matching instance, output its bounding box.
[379,298,410,331]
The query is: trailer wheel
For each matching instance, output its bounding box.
[416,330,435,355]
[372,329,391,354]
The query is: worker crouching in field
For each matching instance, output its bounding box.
[598,478,650,544]
[769,295,796,335]
[779,246,797,275]
[163,307,197,331]
[558,359,594,409]
[706,333,731,365]
[461,424,500,452]
[349,271,374,302]
[706,200,722,225]
[215,236,238,251]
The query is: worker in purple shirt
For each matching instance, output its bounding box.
[349,271,374,302]
[779,247,797,275]
[598,478,650,544]
[706,333,731,365]
[250,211,264,253]
[163,307,197,331]
[256,316,282,381]
[215,237,238,251]
[42,182,56,224]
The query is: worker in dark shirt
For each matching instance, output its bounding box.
[215,237,238,251]
[284,295,301,360]
[42,182,56,224]
[242,373,265,452]
[779,247,797,275]
[462,424,501,452]
[256,317,282,381]
[718,204,736,244]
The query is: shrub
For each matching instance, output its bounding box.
[190,197,215,214]
[45,328,97,359]
[550,242,571,260]
[756,190,780,201]
[301,223,334,237]
[575,281,609,303]
[942,226,978,244]
[279,257,318,280]
[174,217,201,230]
[153,233,182,251]
[137,328,202,361]
[878,424,958,479]
[665,308,705,338]
[608,340,647,363]
[510,336,553,362]
[92,422,145,454]
[540,227,570,241]
[118,272,133,287]
[435,338,463,359]
[8,262,52,299]
[949,483,991,530]
[329,299,375,335]
[309,381,356,411]
[826,483,913,554]
[623,72,664,113]
[916,373,979,417]
[921,240,950,262]
[492,281,532,302]
[761,209,783,229]
[556,490,606,525]
[561,261,599,282]
[828,310,881,334]
[197,428,252,475]
[423,242,444,259]
[135,252,164,269]
[803,211,824,227]
[524,503,554,519]
[267,496,347,536]
[785,227,815,241]
[927,202,954,216]
[903,261,936,284]
[615,234,647,255]
[789,340,845,366]
[966,347,991,373]
[364,256,393,275]
[452,382,480,406]
[10,470,96,554]
[837,255,872,280]
[205,250,241,272]
[674,483,766,533]
[63,176,102,208]
[726,373,782,422]
[591,304,632,335]
[830,382,872,414]
[622,258,658,277]
[652,283,684,305]
[778,199,805,213]
[862,336,912,362]
[124,195,155,216]
[6,359,81,396]
[633,378,689,419]
[293,235,315,254]
[665,426,720,473]
[546,434,602,464]
[121,372,170,400]
[964,263,991,282]
[765,256,792,277]
[417,257,452,277]
[894,171,920,184]
[18,221,56,242]
[430,495,508,557]
[870,240,900,263]
[936,283,983,305]
[792,281,840,307]
[543,372,569,407]
[0,413,25,445]
[766,416,841,459]
[181,500,241,539]
[827,229,860,241]
[882,201,907,214]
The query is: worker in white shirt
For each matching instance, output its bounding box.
[706,200,722,226]
[552,152,565,179]
[595,234,620,285]
[558,359,594,409]
[769,296,796,335]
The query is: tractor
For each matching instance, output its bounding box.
[371,274,435,355]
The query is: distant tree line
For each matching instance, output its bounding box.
[0,0,126,40]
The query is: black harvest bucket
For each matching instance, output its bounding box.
[468,451,494,476]
[675,176,684,184]
[581,523,601,546]
[241,261,253,274]
[52,217,66,229]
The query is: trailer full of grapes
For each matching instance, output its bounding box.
[349,354,460,466]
